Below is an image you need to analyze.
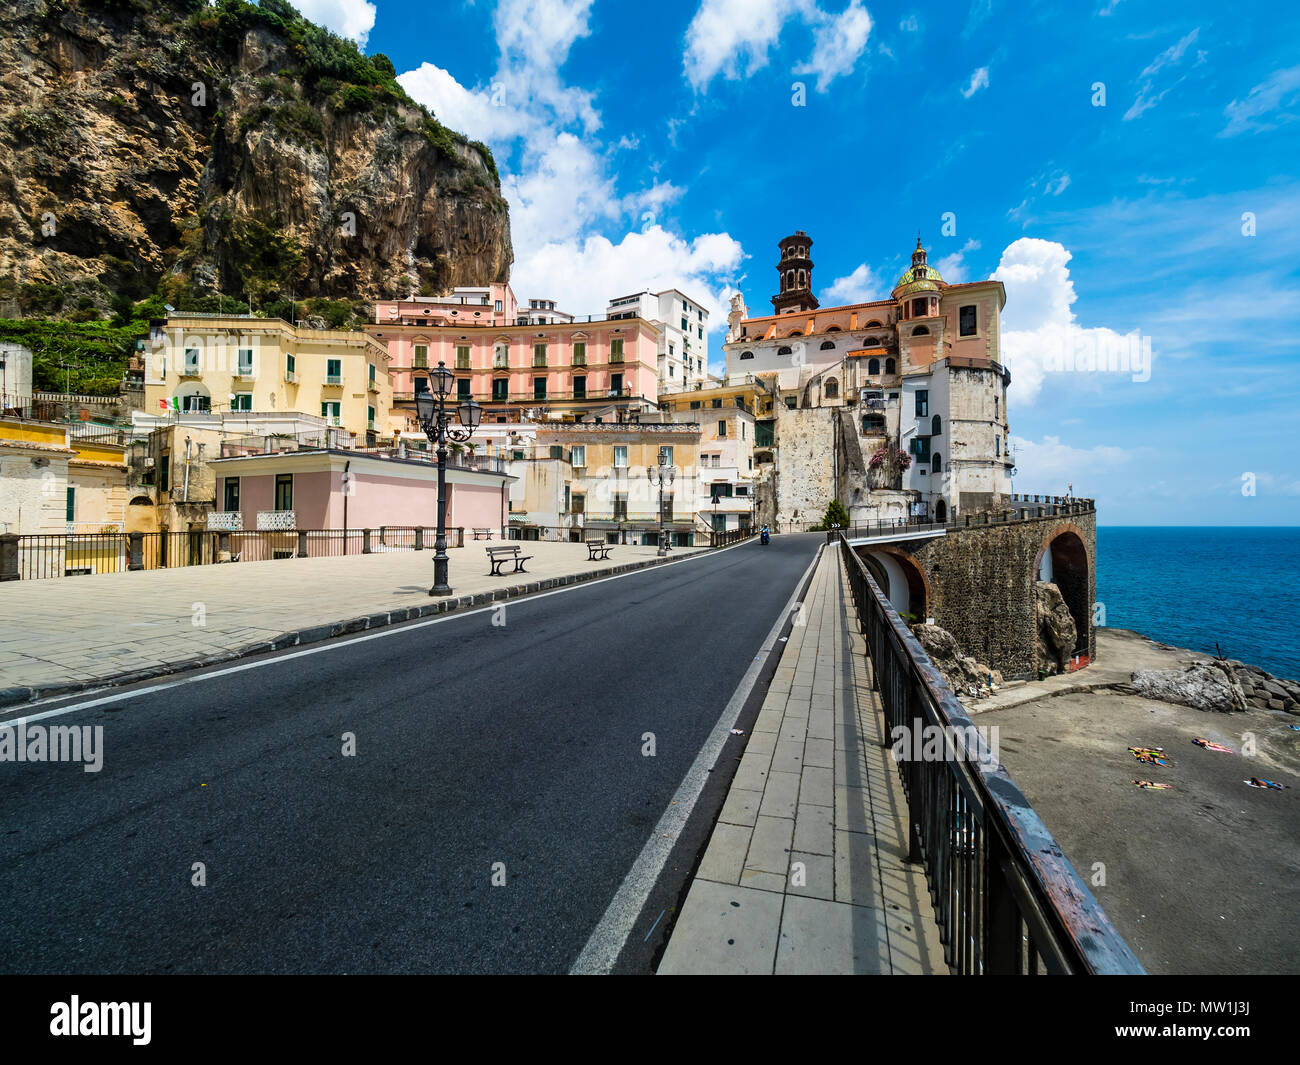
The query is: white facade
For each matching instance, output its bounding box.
[0,343,33,410]
[606,288,709,390]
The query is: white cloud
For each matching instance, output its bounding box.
[1045,172,1070,196]
[1220,65,1300,137]
[293,0,376,47]
[991,238,1140,403]
[961,66,990,98]
[1124,28,1201,120]
[398,63,527,143]
[793,1,873,93]
[512,226,744,325]
[684,0,808,92]
[899,14,919,32]
[398,0,748,326]
[685,0,871,94]
[936,238,980,283]
[824,263,885,304]
[1008,434,1135,494]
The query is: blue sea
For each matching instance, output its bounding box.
[1098,527,1300,681]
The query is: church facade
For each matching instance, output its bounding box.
[722,232,1014,526]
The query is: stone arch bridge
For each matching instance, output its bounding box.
[846,497,1097,679]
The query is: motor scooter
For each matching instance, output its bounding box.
[760,528,770,545]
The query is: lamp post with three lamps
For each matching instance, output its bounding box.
[414,361,483,596]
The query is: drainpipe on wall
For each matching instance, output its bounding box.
[343,459,350,538]
[182,436,192,503]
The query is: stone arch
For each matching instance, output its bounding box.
[1033,525,1091,657]
[935,498,947,522]
[857,545,930,619]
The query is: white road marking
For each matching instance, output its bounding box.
[2,539,762,727]
[569,542,824,974]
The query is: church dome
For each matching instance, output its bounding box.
[891,237,944,299]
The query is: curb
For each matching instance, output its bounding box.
[0,550,708,710]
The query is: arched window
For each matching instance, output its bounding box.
[798,270,805,286]
[867,358,879,374]
[825,378,839,398]
[865,319,883,328]
[786,270,794,288]
[819,340,835,350]
[788,331,802,337]
[778,345,793,356]
[825,325,841,332]
[912,325,930,336]
[932,414,942,436]
[932,454,941,473]
[885,357,896,374]
[739,350,754,360]
[863,336,878,346]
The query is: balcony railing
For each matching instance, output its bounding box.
[324,375,343,386]
[837,531,1140,974]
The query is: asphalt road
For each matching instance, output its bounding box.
[0,533,821,974]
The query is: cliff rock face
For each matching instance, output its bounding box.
[0,0,512,309]
[1035,581,1077,675]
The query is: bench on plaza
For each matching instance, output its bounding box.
[486,544,532,576]
[472,528,494,540]
[586,538,613,562]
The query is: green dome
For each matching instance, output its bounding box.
[893,263,944,298]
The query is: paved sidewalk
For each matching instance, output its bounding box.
[659,547,948,975]
[0,540,704,705]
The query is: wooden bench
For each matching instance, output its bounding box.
[486,544,532,575]
[472,528,494,540]
[586,538,613,561]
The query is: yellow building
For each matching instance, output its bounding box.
[141,315,398,443]
[0,418,128,536]
[509,422,704,545]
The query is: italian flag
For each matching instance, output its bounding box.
[159,396,180,411]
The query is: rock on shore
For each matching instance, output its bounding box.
[1130,657,1300,715]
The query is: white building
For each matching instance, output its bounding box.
[606,289,709,390]
[0,343,33,412]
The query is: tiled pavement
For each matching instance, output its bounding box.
[659,546,949,975]
[0,540,702,704]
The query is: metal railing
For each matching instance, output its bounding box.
[709,526,755,548]
[827,499,1097,543]
[1,526,467,581]
[837,533,1141,974]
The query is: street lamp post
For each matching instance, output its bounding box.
[415,361,483,596]
[647,449,675,557]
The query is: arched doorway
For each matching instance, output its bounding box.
[934,499,947,522]
[1037,530,1089,654]
[857,547,928,620]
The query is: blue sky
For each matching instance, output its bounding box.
[293,0,1300,525]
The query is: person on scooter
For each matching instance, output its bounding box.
[760,523,771,544]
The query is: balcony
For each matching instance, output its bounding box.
[367,380,380,392]
[324,375,343,387]
[284,371,298,384]
[181,363,201,378]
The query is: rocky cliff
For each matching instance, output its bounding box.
[0,0,512,315]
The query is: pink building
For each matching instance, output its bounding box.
[208,448,513,533]
[367,284,662,425]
